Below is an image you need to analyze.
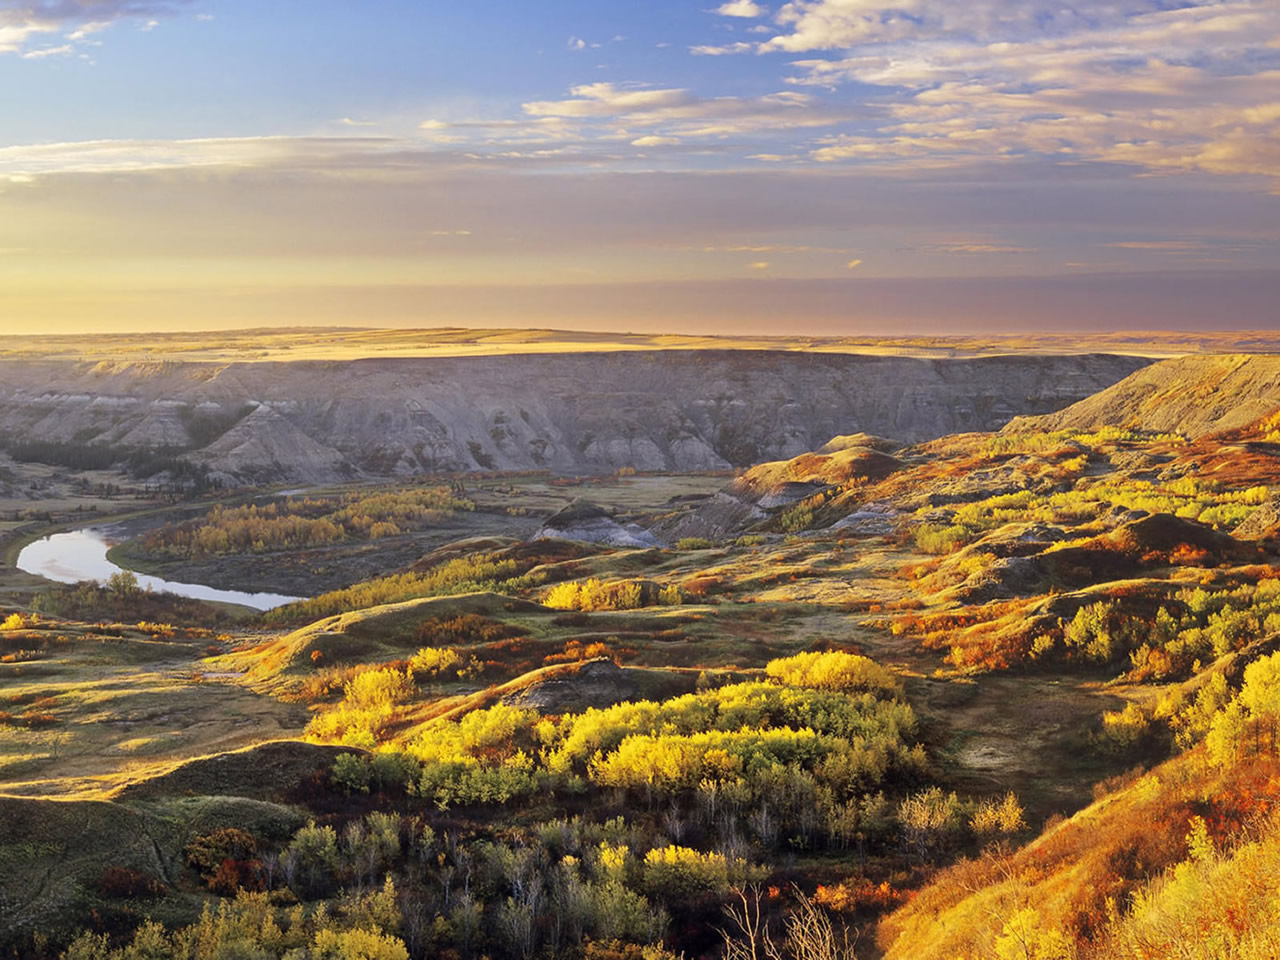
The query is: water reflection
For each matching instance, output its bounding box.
[16,528,301,612]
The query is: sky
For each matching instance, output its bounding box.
[0,0,1277,335]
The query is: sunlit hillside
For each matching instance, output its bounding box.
[3,341,1280,959]
[7,328,1280,364]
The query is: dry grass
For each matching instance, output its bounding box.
[4,327,1268,366]
[878,749,1280,960]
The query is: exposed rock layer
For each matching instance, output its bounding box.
[1005,354,1280,439]
[0,351,1148,483]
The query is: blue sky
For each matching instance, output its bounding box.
[0,0,1277,333]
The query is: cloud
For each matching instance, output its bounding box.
[20,42,70,57]
[703,243,861,255]
[0,135,407,177]
[755,1,1280,186]
[715,1,766,17]
[66,19,109,40]
[523,82,859,138]
[525,83,691,118]
[760,0,1190,54]
[912,239,1036,255]
[0,134,1272,271]
[631,135,682,147]
[1,1,194,55]
[1103,240,1210,251]
[690,41,753,55]
[846,258,863,269]
[750,261,771,269]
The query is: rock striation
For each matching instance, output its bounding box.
[0,351,1148,484]
[1004,354,1280,439]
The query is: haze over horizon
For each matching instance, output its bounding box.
[1,0,1277,334]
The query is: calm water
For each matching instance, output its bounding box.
[16,527,302,612]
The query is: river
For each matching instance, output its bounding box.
[15,527,302,612]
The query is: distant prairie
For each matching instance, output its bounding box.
[7,325,1280,364]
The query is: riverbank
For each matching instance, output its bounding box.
[17,527,303,612]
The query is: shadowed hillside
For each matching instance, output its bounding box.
[0,351,1146,484]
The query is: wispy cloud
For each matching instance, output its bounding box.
[0,136,405,177]
[681,0,1280,187]
[20,41,70,57]
[522,82,859,140]
[690,41,753,55]
[631,135,682,147]
[0,0,194,56]
[1103,240,1211,251]
[924,241,1036,255]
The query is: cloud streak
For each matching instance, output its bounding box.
[0,0,193,55]
[689,0,1280,186]
[522,82,861,139]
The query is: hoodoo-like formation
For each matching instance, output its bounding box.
[0,351,1147,483]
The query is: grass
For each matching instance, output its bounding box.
[0,621,306,800]
[3,401,1280,958]
[5,326,1260,364]
[878,747,1280,960]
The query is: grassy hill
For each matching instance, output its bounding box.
[5,387,1280,958]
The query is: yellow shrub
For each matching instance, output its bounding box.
[410,646,461,678]
[345,668,414,711]
[765,651,900,696]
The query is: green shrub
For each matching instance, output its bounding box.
[332,753,372,794]
[675,538,714,550]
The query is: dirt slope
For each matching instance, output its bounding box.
[1006,354,1280,439]
[0,351,1147,483]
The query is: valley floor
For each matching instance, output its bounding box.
[5,407,1280,959]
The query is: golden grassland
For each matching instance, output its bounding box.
[4,413,1280,957]
[6,326,1280,364]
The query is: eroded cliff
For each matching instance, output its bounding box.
[0,351,1149,483]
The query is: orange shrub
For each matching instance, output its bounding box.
[815,878,907,914]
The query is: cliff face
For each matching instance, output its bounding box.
[0,351,1149,483]
[1005,355,1280,439]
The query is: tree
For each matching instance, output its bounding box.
[107,570,140,598]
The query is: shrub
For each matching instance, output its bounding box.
[185,828,259,877]
[641,846,745,898]
[1098,702,1154,755]
[779,504,814,533]
[409,646,461,679]
[264,555,518,624]
[332,753,372,794]
[899,787,969,862]
[20,710,59,728]
[970,792,1027,839]
[544,578,647,612]
[95,866,165,899]
[370,751,421,793]
[814,878,907,913]
[312,928,409,960]
[345,668,414,710]
[765,651,901,697]
[676,538,714,550]
[915,523,969,554]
